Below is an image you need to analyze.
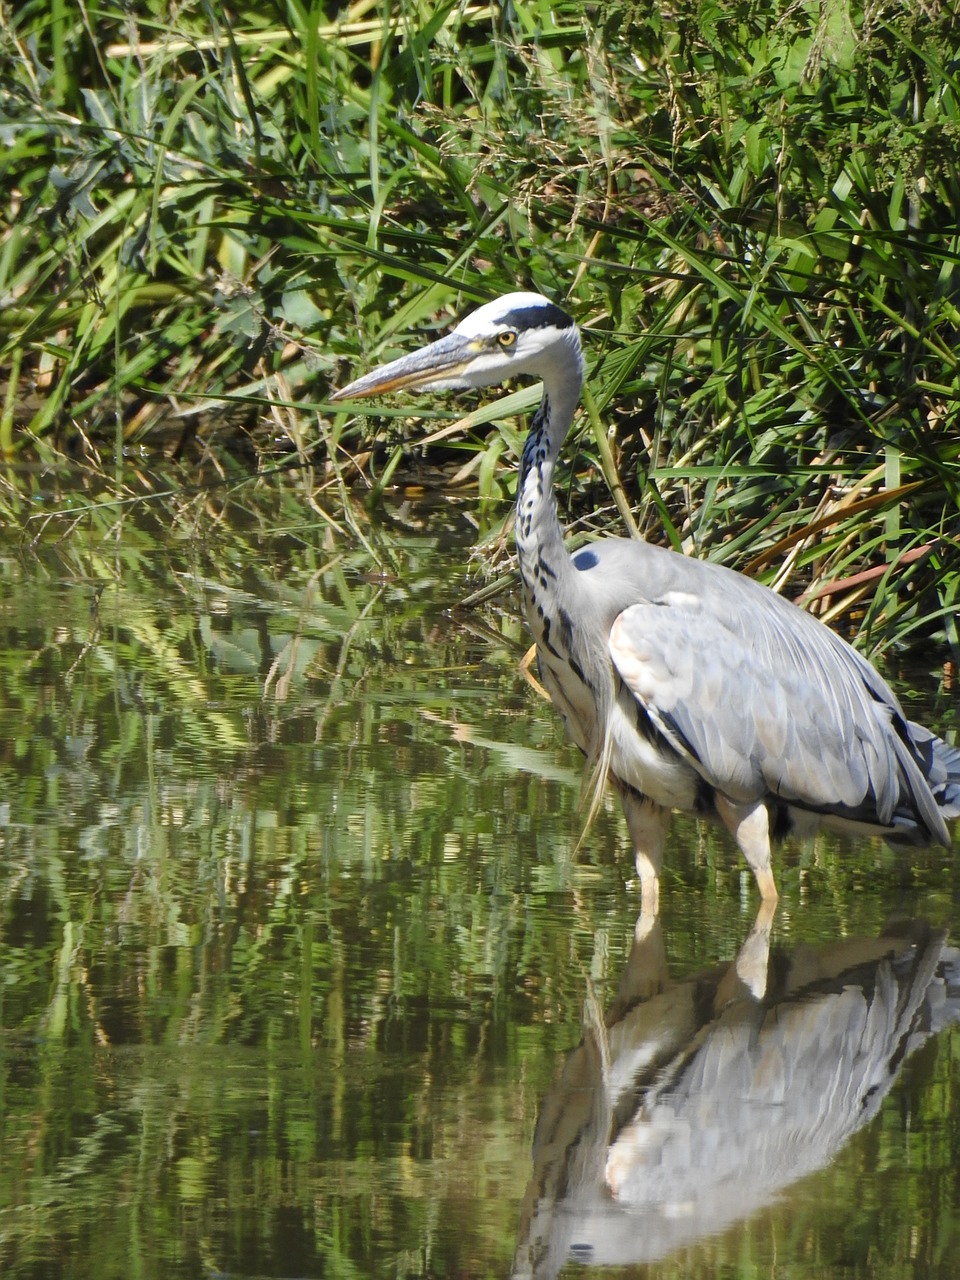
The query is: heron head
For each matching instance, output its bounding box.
[330,292,582,402]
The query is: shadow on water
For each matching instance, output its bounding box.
[513,908,960,1278]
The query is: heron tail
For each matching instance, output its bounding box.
[893,723,960,843]
[930,732,960,820]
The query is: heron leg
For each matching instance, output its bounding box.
[619,788,669,915]
[715,796,779,902]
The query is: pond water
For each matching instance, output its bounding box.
[0,486,958,1279]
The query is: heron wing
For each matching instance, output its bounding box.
[607,591,909,823]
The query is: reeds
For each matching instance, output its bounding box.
[2,0,958,654]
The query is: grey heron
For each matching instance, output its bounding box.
[331,292,960,909]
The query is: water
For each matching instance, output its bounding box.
[1,489,958,1278]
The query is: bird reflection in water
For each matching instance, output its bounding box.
[511,906,960,1278]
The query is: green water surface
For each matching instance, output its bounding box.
[0,490,958,1279]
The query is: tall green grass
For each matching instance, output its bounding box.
[1,0,958,655]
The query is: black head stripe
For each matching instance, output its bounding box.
[496,302,574,332]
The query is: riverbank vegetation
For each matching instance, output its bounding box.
[2,0,958,655]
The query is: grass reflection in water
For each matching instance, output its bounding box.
[0,496,958,1279]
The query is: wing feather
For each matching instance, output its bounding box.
[570,536,950,841]
[607,593,906,822]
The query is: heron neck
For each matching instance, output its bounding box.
[515,360,581,588]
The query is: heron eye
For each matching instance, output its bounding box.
[497,330,518,348]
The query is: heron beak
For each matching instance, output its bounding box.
[330,332,478,402]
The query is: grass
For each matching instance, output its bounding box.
[1,0,958,657]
